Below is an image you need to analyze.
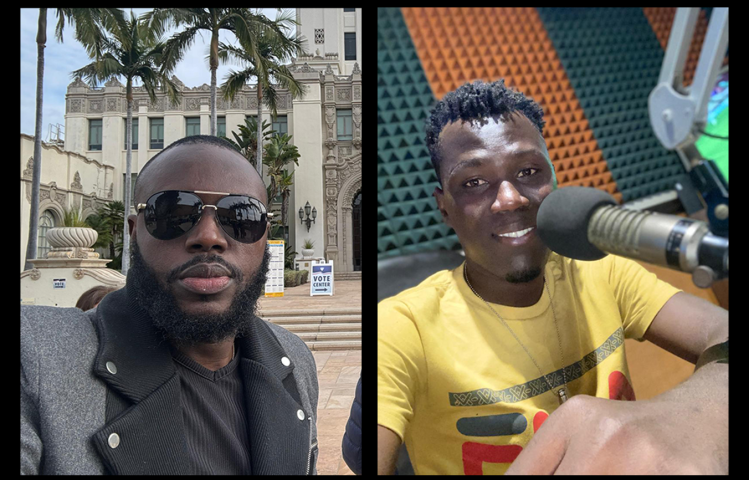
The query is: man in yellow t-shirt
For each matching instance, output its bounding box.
[378,252,679,475]
[377,80,728,475]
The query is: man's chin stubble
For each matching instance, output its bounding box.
[129,241,272,347]
[505,267,543,284]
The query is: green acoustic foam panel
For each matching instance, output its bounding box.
[378,7,461,259]
[537,7,687,203]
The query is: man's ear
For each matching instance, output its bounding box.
[128,214,137,238]
[433,185,452,229]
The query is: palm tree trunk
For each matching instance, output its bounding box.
[210,29,219,136]
[121,85,133,275]
[281,190,289,244]
[24,8,47,271]
[256,88,263,178]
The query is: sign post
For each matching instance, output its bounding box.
[265,240,285,297]
[310,262,334,296]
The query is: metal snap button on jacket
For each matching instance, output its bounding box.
[281,356,291,367]
[297,409,305,421]
[106,361,117,375]
[108,433,120,448]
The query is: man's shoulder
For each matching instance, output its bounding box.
[378,268,457,313]
[20,305,100,380]
[21,305,98,341]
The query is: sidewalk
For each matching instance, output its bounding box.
[313,349,361,475]
[258,278,362,312]
[258,280,361,475]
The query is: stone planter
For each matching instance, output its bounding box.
[22,226,125,308]
[45,227,100,259]
[46,227,98,248]
[301,248,315,258]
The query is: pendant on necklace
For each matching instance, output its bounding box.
[557,387,568,405]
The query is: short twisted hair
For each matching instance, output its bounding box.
[425,79,547,184]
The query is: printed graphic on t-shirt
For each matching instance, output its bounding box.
[609,370,636,401]
[452,328,631,475]
[458,410,549,475]
[448,328,625,406]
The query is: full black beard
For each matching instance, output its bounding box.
[129,241,272,347]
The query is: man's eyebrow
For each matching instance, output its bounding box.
[447,149,547,178]
[448,158,484,177]
[509,148,547,159]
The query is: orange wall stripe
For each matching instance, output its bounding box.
[401,7,620,200]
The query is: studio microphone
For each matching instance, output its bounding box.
[536,187,728,288]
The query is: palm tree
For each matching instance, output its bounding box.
[275,170,295,243]
[72,10,182,275]
[263,133,301,243]
[221,116,275,170]
[23,8,124,272]
[217,8,307,178]
[84,208,113,252]
[142,8,287,137]
[96,201,125,270]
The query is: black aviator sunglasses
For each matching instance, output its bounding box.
[136,190,269,244]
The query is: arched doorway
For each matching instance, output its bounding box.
[352,191,362,271]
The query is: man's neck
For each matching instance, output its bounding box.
[465,259,545,308]
[173,338,235,371]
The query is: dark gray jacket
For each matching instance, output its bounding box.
[20,284,319,475]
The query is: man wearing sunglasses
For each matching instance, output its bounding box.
[21,135,319,475]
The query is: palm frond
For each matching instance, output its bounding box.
[220,68,254,100]
[160,25,204,74]
[139,8,177,41]
[216,42,251,66]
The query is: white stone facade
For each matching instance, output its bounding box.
[21,8,362,274]
[20,134,116,272]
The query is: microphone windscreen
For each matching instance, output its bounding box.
[536,187,617,260]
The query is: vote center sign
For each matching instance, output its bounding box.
[310,263,334,296]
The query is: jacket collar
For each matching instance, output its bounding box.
[90,276,311,475]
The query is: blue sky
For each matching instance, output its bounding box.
[20,8,292,139]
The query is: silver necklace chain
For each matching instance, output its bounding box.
[463,263,569,404]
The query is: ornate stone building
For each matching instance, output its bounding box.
[22,8,362,273]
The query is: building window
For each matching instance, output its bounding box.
[37,210,55,259]
[314,29,324,44]
[186,117,200,137]
[337,109,353,141]
[344,32,356,61]
[150,118,164,149]
[343,8,356,12]
[218,116,226,138]
[272,116,288,137]
[123,118,138,150]
[89,119,102,151]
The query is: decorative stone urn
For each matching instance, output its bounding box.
[21,226,126,308]
[45,227,100,259]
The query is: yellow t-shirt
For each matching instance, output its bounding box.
[378,253,681,475]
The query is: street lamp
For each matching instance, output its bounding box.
[299,201,317,232]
